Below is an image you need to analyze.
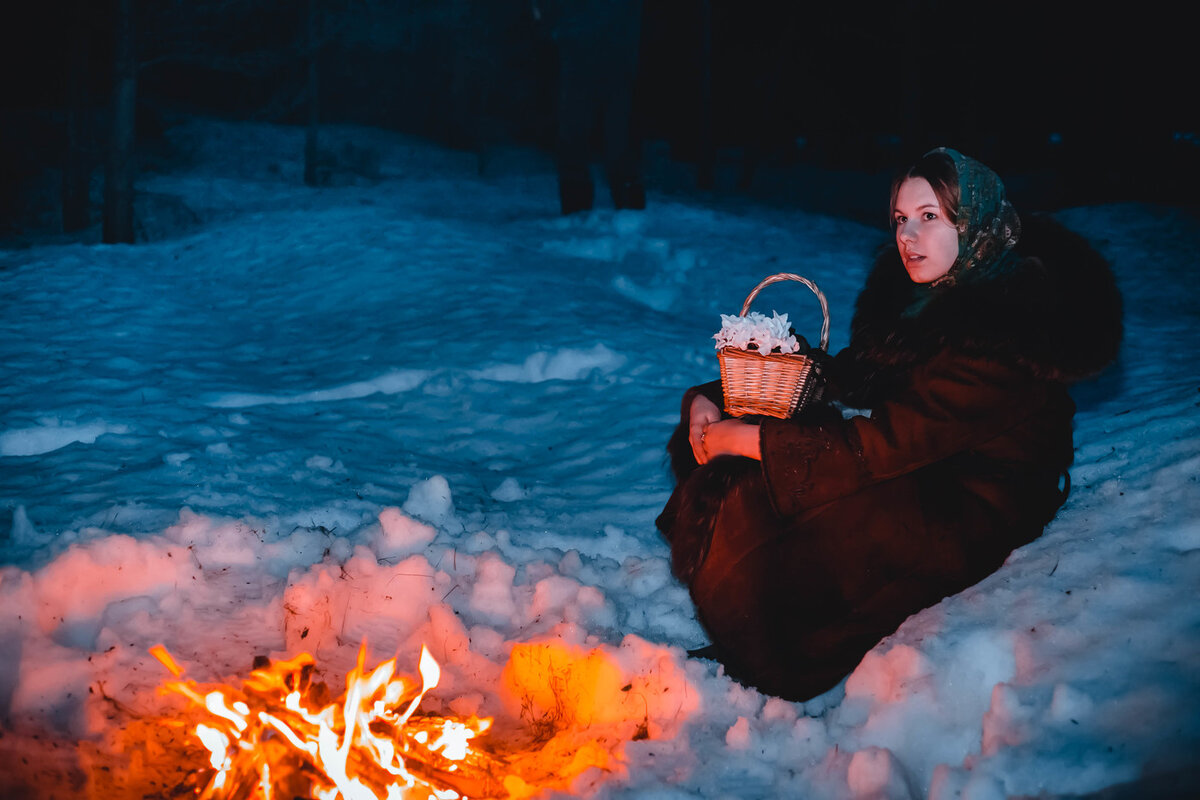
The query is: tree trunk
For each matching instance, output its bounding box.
[63,0,92,234]
[696,0,714,190]
[103,0,135,244]
[898,0,922,153]
[303,0,321,187]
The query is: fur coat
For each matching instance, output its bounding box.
[656,213,1122,701]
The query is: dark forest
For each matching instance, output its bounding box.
[2,0,1195,240]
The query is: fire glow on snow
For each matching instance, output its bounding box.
[1,117,1199,798]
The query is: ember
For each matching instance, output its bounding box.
[152,642,505,800]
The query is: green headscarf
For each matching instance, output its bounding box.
[928,147,1022,287]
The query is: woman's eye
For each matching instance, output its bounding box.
[894,215,906,225]
[923,212,938,221]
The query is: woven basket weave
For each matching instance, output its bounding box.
[718,273,830,419]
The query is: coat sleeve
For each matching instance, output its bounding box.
[757,351,1051,517]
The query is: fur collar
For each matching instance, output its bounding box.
[847,213,1122,390]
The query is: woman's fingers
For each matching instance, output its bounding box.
[688,394,722,464]
[691,394,721,426]
[690,423,708,464]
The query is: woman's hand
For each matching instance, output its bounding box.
[689,394,762,463]
[699,419,762,462]
[688,394,722,463]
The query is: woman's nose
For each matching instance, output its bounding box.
[897,220,916,242]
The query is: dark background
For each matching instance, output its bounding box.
[2,0,1196,239]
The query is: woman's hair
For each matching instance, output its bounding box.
[889,151,960,228]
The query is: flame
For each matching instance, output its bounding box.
[149,639,669,799]
[152,642,499,800]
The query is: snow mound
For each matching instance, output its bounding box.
[373,506,437,560]
[0,420,130,457]
[472,344,624,383]
[208,368,430,408]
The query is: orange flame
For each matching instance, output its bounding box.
[152,642,498,799]
[150,638,670,799]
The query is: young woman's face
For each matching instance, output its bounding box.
[893,177,959,283]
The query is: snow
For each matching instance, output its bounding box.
[2,116,1199,799]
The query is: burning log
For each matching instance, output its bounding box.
[151,643,508,800]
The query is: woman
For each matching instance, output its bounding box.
[656,148,1122,701]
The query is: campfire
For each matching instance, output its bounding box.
[151,642,506,799]
[148,636,688,800]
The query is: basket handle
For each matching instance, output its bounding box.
[739,273,831,352]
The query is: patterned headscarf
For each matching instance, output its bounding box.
[928,147,1022,287]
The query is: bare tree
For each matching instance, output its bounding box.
[103,0,136,244]
[696,0,714,190]
[303,0,322,186]
[897,0,923,152]
[62,0,94,233]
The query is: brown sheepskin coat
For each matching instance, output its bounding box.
[656,214,1123,701]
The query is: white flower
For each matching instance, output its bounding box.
[713,311,799,354]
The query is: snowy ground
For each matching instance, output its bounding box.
[1,117,1198,799]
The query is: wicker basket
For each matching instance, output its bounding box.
[718,273,831,419]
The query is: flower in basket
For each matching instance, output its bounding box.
[713,311,808,355]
